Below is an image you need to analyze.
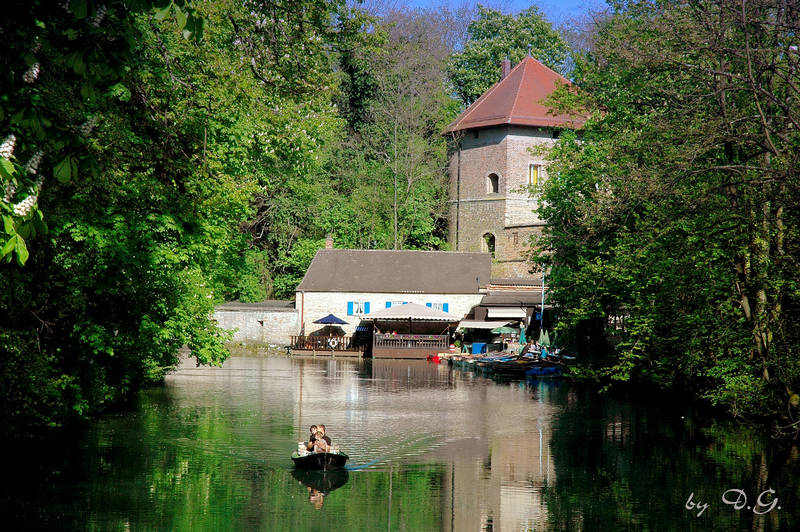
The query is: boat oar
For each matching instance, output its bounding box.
[345,458,383,470]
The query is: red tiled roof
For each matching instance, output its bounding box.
[444,56,585,133]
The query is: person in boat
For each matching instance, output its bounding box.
[305,425,318,451]
[318,424,332,447]
[312,431,330,453]
[307,424,332,451]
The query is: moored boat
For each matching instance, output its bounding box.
[525,364,563,378]
[292,450,349,470]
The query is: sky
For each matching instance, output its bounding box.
[403,0,605,23]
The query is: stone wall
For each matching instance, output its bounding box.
[448,125,556,278]
[297,291,485,336]
[504,126,556,227]
[213,301,298,346]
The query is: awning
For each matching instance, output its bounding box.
[486,307,527,319]
[457,320,515,329]
[362,302,454,321]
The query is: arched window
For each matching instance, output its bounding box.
[482,233,495,257]
[487,173,499,194]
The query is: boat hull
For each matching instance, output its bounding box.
[291,451,349,470]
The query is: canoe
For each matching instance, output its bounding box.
[292,451,349,470]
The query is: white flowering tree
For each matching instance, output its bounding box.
[1,0,203,265]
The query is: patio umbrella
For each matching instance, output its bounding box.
[313,314,348,337]
[540,329,551,347]
[313,314,348,325]
[491,326,517,335]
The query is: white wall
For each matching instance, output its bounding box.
[213,307,298,345]
[296,291,485,336]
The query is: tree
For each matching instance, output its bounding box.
[538,0,800,433]
[0,0,346,438]
[448,5,571,106]
[366,10,455,249]
[1,0,204,266]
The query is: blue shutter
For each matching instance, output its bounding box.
[386,302,392,308]
[347,302,354,316]
[364,302,371,314]
[443,303,449,312]
[426,303,432,308]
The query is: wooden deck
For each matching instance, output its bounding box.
[288,333,450,359]
[289,335,365,357]
[372,334,449,359]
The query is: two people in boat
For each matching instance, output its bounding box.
[306,424,332,453]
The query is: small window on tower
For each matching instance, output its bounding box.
[487,173,499,194]
[482,233,496,258]
[528,164,540,186]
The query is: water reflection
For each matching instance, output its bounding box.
[159,354,562,530]
[3,353,799,531]
[291,469,349,509]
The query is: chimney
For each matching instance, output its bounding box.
[325,234,333,249]
[501,58,511,80]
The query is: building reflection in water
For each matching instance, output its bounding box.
[173,351,560,529]
[288,355,560,531]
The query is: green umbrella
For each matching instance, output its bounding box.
[541,329,551,347]
[491,326,516,335]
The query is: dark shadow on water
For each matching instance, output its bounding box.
[291,469,349,510]
[291,468,349,493]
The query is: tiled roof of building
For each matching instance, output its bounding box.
[296,249,491,294]
[489,277,543,288]
[444,55,585,133]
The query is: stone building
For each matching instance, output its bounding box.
[444,55,585,280]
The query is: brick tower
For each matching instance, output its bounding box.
[444,56,584,280]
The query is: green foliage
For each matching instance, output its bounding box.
[254,5,457,295]
[537,1,800,431]
[1,0,203,265]
[234,250,272,303]
[273,238,324,299]
[448,5,570,105]
[1,0,335,437]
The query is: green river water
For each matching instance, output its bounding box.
[4,353,799,531]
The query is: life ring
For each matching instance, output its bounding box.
[328,338,339,348]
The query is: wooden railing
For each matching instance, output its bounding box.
[373,334,448,350]
[290,335,359,351]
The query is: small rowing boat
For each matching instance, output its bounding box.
[292,450,349,470]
